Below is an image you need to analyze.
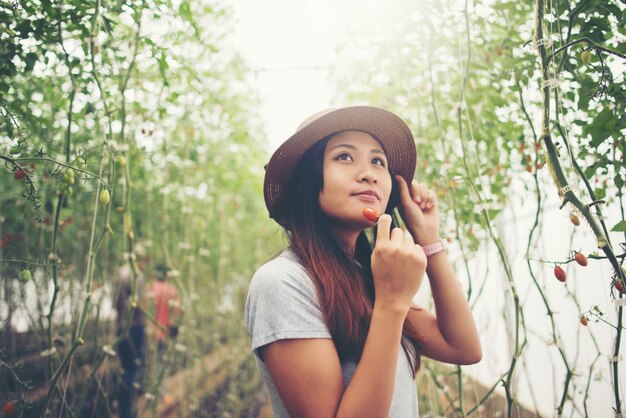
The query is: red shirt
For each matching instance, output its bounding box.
[151,281,178,340]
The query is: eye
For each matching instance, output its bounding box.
[335,152,353,162]
[372,157,386,167]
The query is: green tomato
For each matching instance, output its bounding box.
[20,269,32,283]
[581,50,591,65]
[99,189,111,205]
[63,168,76,185]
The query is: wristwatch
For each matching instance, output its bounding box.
[422,240,448,257]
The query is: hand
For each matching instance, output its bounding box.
[395,175,440,245]
[371,214,427,313]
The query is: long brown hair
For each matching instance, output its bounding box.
[278,135,421,375]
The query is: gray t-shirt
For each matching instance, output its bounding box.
[245,249,419,417]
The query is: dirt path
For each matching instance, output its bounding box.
[136,344,248,418]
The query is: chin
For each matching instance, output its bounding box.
[324,213,367,231]
[348,215,377,231]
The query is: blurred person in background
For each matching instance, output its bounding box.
[115,259,147,418]
[149,263,181,357]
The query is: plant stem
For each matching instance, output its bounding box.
[548,37,626,63]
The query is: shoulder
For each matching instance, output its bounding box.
[246,249,324,321]
[249,250,314,295]
[246,249,323,329]
[245,249,331,356]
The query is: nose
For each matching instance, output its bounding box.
[357,165,377,184]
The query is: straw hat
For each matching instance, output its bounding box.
[264,106,416,227]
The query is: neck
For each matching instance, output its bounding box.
[332,227,360,255]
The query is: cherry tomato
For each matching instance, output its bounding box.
[14,164,29,180]
[2,401,16,414]
[581,50,591,65]
[20,269,32,283]
[99,190,111,206]
[574,252,588,267]
[363,207,379,222]
[554,266,566,283]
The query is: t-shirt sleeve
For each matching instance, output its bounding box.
[245,255,331,359]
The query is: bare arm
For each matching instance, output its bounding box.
[407,251,482,365]
[395,176,482,365]
[262,306,406,418]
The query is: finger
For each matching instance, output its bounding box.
[403,228,415,245]
[395,175,412,205]
[426,189,436,209]
[418,183,430,208]
[418,183,429,200]
[376,214,392,244]
[411,180,422,204]
[415,244,427,260]
[390,226,404,244]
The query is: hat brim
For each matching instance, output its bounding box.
[264,106,416,227]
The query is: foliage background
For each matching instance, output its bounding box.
[1,0,625,416]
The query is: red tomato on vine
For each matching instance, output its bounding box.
[2,400,16,415]
[554,266,566,283]
[14,164,29,180]
[574,252,588,267]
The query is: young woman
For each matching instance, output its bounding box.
[245,106,481,418]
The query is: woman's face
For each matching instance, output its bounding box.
[319,130,392,230]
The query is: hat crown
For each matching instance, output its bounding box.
[296,108,337,132]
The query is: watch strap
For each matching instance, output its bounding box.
[422,240,448,257]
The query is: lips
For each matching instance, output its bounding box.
[352,190,380,200]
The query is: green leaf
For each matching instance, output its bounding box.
[179,2,193,23]
[585,107,617,147]
[158,51,169,87]
[24,52,37,72]
[587,17,610,33]
[584,164,597,178]
[101,15,114,35]
[612,221,626,232]
[578,89,590,111]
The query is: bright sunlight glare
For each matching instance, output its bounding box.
[231,0,419,153]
